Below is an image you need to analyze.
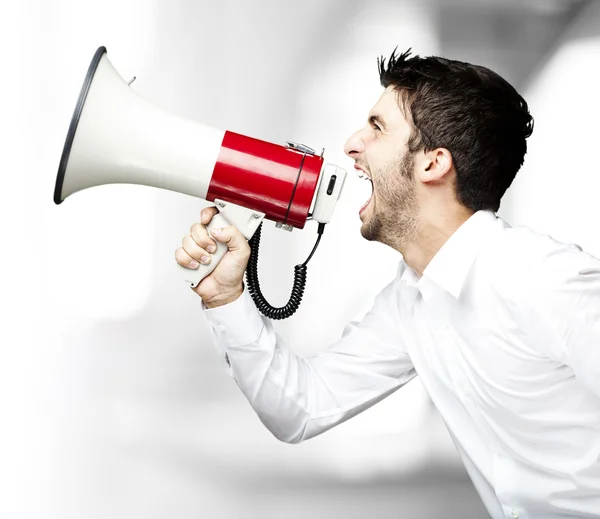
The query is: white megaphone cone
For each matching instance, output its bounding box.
[55,47,347,319]
[55,46,226,205]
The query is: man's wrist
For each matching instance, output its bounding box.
[203,287,244,309]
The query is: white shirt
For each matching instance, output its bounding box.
[203,210,600,519]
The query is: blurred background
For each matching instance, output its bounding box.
[3,0,600,517]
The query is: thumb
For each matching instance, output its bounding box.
[210,225,249,253]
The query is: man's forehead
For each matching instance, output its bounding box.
[369,87,405,123]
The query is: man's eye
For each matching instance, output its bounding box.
[373,123,381,131]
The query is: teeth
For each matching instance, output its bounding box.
[355,168,372,181]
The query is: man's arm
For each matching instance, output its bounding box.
[176,207,416,443]
[203,280,416,444]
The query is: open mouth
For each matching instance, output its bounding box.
[360,189,373,215]
[356,168,373,215]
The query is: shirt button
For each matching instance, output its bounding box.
[510,510,519,518]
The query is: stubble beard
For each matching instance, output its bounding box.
[361,152,418,250]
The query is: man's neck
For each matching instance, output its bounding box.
[401,208,474,277]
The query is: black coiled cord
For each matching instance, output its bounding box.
[246,222,325,320]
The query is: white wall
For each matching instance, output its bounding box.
[2,3,165,518]
[500,0,600,259]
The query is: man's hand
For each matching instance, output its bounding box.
[175,206,251,308]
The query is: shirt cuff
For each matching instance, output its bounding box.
[202,286,265,349]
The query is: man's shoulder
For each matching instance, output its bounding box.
[482,220,600,294]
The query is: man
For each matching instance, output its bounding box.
[175,49,600,518]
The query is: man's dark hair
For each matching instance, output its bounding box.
[378,48,534,212]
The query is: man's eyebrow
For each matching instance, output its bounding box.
[368,114,387,129]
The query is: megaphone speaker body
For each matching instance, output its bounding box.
[55,47,346,290]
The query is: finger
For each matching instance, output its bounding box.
[210,225,249,252]
[175,247,201,269]
[190,222,217,253]
[200,206,219,225]
[182,235,212,264]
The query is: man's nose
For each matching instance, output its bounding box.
[344,129,364,158]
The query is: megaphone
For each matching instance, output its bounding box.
[55,46,347,319]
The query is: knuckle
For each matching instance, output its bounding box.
[182,235,206,260]
[191,223,210,245]
[182,234,195,252]
[174,248,187,265]
[201,206,217,222]
[233,227,247,242]
[189,222,203,238]
[226,225,238,237]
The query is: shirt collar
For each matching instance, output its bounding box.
[421,209,499,299]
[398,261,421,308]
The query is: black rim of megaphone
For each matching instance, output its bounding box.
[54,46,108,205]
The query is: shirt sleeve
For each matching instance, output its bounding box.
[202,281,417,444]
[522,251,600,399]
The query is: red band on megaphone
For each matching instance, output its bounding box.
[207,131,323,229]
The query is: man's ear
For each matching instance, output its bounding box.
[417,148,453,184]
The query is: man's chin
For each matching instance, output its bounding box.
[360,216,381,242]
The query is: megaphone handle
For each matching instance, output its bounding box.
[178,213,231,288]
